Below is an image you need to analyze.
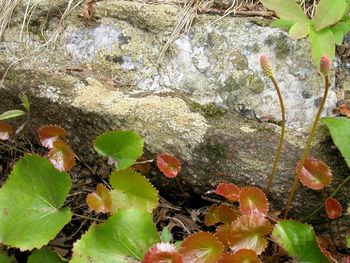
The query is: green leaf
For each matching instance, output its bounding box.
[0,110,25,121]
[71,208,160,263]
[330,22,350,45]
[28,248,65,263]
[0,154,72,250]
[259,0,308,22]
[308,28,335,68]
[109,169,158,213]
[94,130,144,171]
[19,93,30,113]
[272,220,330,262]
[161,227,173,243]
[347,235,350,248]
[174,241,182,250]
[0,254,13,263]
[323,117,350,167]
[289,22,310,39]
[314,0,347,31]
[271,19,295,29]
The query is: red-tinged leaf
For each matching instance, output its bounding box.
[218,249,262,263]
[215,224,230,247]
[215,182,240,201]
[131,156,151,174]
[204,204,238,226]
[86,184,112,214]
[144,243,183,263]
[157,153,181,178]
[316,237,334,262]
[0,121,13,140]
[239,187,269,216]
[179,232,224,263]
[343,256,350,263]
[38,125,67,148]
[228,215,272,255]
[338,101,350,117]
[325,198,342,219]
[48,140,75,171]
[298,158,332,190]
[319,247,333,262]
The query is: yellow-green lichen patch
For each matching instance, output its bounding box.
[96,0,179,32]
[73,78,209,160]
[247,74,265,94]
[189,101,227,119]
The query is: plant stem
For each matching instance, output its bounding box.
[302,174,350,221]
[73,213,105,222]
[283,75,329,219]
[265,76,286,196]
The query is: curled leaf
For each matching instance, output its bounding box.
[239,187,269,216]
[204,204,238,226]
[228,215,272,255]
[298,158,332,190]
[215,182,240,202]
[179,232,224,263]
[48,140,75,171]
[144,243,183,263]
[0,121,13,140]
[86,184,112,214]
[316,236,336,262]
[38,125,67,148]
[157,153,181,178]
[218,249,262,263]
[325,198,342,219]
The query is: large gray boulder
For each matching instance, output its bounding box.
[0,0,348,225]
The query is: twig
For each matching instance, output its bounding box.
[73,213,105,222]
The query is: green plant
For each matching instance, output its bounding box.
[260,0,350,68]
[0,57,349,262]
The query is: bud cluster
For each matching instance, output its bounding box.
[320,54,332,76]
[260,55,274,78]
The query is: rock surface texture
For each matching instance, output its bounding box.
[0,0,349,224]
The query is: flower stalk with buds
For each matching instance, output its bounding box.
[284,54,332,218]
[260,55,286,196]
